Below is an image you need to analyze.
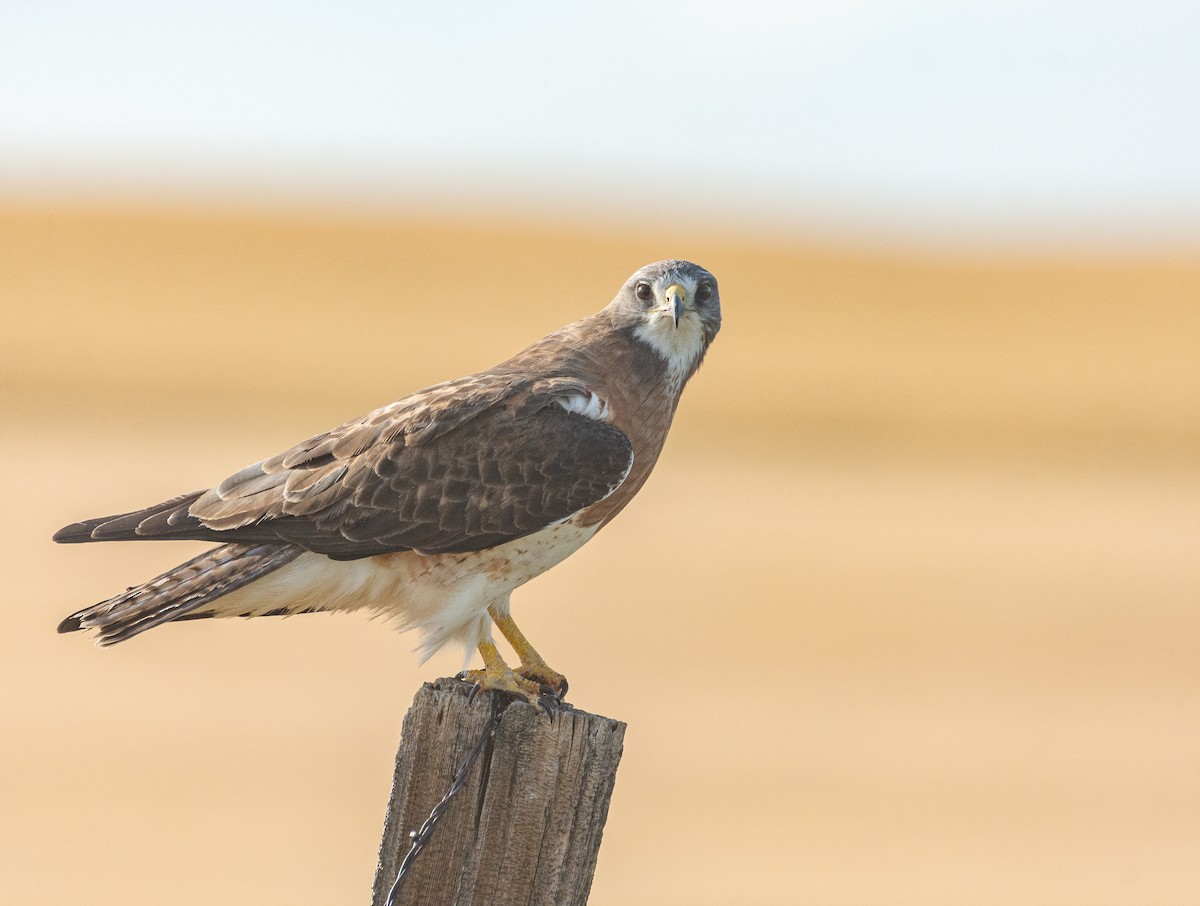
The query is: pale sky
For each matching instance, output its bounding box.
[2,1,1197,242]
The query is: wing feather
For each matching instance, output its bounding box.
[57,374,633,559]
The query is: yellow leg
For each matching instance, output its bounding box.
[489,607,569,698]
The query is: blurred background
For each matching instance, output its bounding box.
[2,3,1198,904]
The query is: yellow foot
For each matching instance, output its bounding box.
[458,639,566,712]
[457,665,545,703]
[486,607,569,701]
[516,662,569,700]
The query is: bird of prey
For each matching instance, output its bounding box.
[55,260,721,704]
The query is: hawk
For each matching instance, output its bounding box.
[55,260,721,704]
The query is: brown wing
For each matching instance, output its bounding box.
[54,374,634,559]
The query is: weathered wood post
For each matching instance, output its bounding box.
[371,678,626,906]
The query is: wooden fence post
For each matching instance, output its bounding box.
[370,678,626,906]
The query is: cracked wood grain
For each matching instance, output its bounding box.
[371,678,625,906]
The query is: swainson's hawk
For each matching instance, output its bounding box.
[55,260,721,703]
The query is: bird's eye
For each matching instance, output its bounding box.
[696,282,713,304]
[634,282,654,302]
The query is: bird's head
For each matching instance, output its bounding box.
[609,260,721,386]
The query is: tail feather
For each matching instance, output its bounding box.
[59,542,303,645]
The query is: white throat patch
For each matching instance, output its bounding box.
[633,310,706,386]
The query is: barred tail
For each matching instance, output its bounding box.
[58,543,303,646]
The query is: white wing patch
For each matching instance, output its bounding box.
[556,390,612,422]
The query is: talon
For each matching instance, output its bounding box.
[488,607,570,703]
[459,642,550,709]
[517,666,569,702]
[538,690,572,719]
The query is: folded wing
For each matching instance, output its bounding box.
[54,375,634,560]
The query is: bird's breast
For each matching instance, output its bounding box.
[574,378,680,530]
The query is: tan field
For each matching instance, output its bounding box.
[2,202,1198,904]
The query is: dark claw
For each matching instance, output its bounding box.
[535,690,574,718]
[467,682,482,704]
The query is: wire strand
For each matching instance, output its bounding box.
[384,704,503,906]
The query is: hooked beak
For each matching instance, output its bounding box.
[664,283,687,328]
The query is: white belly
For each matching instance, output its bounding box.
[209,519,600,659]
